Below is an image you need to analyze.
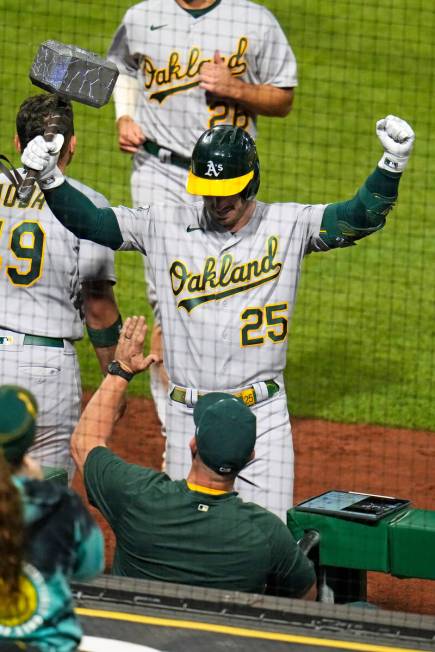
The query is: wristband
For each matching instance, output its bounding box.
[39,166,65,190]
[377,152,408,174]
[87,315,122,348]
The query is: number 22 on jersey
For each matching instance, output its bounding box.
[240,302,288,347]
[0,219,46,287]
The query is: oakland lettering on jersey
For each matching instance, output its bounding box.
[170,236,282,313]
[142,38,248,103]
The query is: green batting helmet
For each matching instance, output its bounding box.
[187,125,260,199]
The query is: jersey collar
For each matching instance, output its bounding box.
[179,0,222,19]
[201,201,262,237]
[186,481,228,495]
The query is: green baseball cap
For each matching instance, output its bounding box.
[0,385,37,465]
[193,392,256,475]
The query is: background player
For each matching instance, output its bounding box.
[0,94,122,479]
[108,0,298,430]
[20,115,415,519]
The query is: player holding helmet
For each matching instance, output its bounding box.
[21,115,415,519]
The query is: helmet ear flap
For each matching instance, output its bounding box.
[241,160,260,201]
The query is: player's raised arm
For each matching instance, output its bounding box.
[318,115,415,249]
[83,280,122,374]
[71,316,158,474]
[21,135,123,250]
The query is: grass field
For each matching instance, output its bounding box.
[0,0,434,429]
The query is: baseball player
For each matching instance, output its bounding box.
[108,0,298,430]
[21,114,415,519]
[0,94,122,480]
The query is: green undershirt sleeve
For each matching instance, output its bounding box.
[45,181,123,250]
[320,167,401,249]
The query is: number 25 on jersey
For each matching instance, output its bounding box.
[240,302,288,347]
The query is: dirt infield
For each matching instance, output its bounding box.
[74,392,435,616]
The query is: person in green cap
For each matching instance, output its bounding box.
[0,385,104,652]
[73,315,316,599]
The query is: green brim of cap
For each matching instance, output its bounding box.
[0,386,37,464]
[186,170,254,196]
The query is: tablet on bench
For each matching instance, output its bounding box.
[295,490,410,523]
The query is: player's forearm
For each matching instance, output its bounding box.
[83,281,122,374]
[44,182,123,249]
[94,345,117,375]
[83,282,120,330]
[229,81,293,117]
[320,167,401,248]
[71,374,127,475]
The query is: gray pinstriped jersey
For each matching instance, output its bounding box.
[0,175,116,340]
[113,200,326,389]
[108,0,297,157]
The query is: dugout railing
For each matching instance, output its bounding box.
[72,575,435,651]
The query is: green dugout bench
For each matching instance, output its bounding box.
[288,492,435,603]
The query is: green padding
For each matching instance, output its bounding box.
[389,509,435,579]
[288,507,435,580]
[42,466,68,485]
[287,509,396,572]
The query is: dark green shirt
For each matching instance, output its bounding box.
[85,447,314,597]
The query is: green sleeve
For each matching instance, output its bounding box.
[45,181,123,249]
[320,167,401,249]
[84,446,165,526]
[268,519,316,598]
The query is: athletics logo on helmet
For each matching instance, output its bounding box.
[204,161,223,177]
[187,125,260,199]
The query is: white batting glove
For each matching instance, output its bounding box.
[21,134,65,189]
[376,115,415,173]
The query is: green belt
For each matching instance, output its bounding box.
[23,335,64,348]
[170,380,279,408]
[143,140,191,170]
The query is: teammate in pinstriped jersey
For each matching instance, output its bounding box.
[0,94,122,479]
